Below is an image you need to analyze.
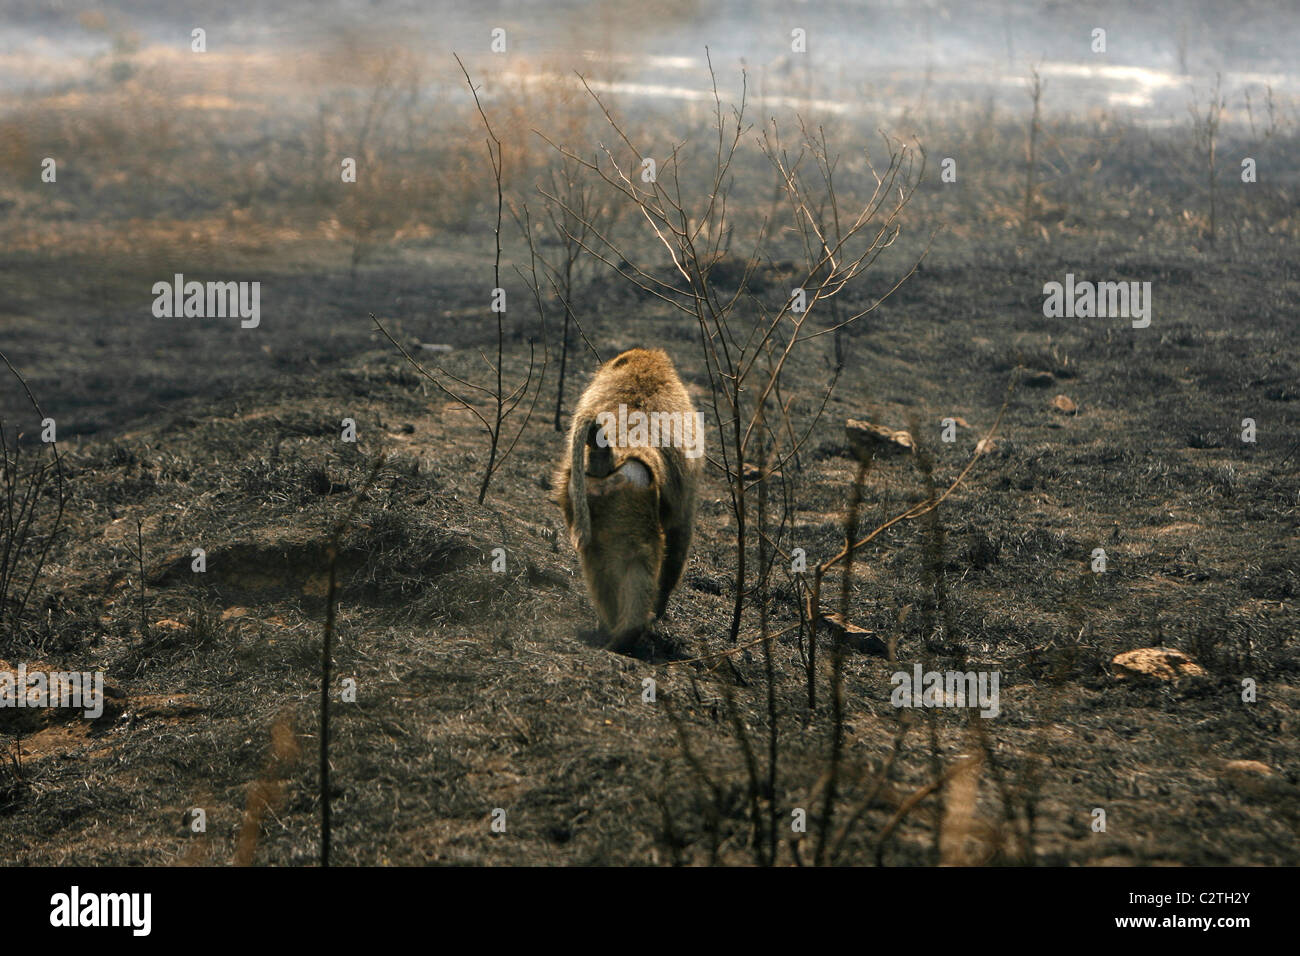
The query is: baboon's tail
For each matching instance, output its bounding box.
[567,413,595,549]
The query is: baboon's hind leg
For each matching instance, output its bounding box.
[607,561,657,650]
[655,524,692,619]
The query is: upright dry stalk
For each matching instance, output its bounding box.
[470,55,507,504]
[914,433,949,864]
[0,350,65,645]
[320,552,336,866]
[661,684,726,865]
[530,154,611,429]
[373,55,548,505]
[1023,68,1043,232]
[1189,74,1224,245]
[235,710,300,866]
[757,423,779,862]
[813,458,867,865]
[135,518,148,640]
[347,60,399,281]
[321,453,385,867]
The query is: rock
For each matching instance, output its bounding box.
[817,612,888,656]
[742,462,782,482]
[1110,647,1207,682]
[0,667,124,728]
[846,419,913,462]
[1222,759,1291,800]
[1050,394,1078,414]
[1223,759,1272,778]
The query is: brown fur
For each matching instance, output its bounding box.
[553,348,702,648]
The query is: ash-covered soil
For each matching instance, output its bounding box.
[2,230,1296,865]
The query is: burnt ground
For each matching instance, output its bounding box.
[1,7,1298,862]
[1,222,1297,865]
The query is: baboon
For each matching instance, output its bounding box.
[554,348,702,648]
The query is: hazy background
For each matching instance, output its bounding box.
[1,0,1296,433]
[4,0,1298,119]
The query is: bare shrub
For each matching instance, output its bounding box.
[0,352,65,647]
[373,56,547,505]
[542,56,927,647]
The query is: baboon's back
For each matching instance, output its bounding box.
[584,348,688,417]
[581,348,697,517]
